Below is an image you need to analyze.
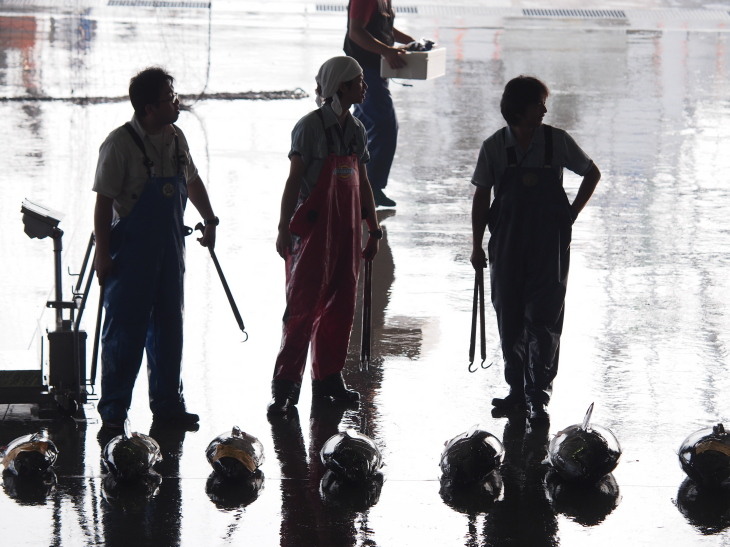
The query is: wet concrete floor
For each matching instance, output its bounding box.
[1,1,730,545]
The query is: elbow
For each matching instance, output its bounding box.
[591,163,601,182]
[348,20,367,43]
[473,185,491,205]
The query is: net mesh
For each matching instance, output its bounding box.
[0,2,306,103]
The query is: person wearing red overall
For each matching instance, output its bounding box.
[269,56,381,415]
[470,76,601,422]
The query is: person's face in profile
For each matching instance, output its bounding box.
[150,81,180,126]
[519,95,547,129]
[340,73,368,106]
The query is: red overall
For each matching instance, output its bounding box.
[274,113,362,383]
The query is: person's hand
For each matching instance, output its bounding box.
[276,227,292,259]
[95,251,113,285]
[383,47,407,69]
[470,247,487,270]
[197,224,216,249]
[362,236,379,261]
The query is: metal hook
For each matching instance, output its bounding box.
[194,222,247,340]
[468,269,488,372]
[468,358,493,374]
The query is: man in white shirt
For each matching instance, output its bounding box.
[93,67,218,431]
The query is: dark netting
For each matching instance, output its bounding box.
[0,4,307,104]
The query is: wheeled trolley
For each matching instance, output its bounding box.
[0,200,99,417]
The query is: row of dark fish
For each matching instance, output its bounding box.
[437,404,729,501]
[2,408,728,510]
[101,423,268,509]
[0,422,265,481]
[109,423,268,509]
[435,405,730,528]
[439,404,622,489]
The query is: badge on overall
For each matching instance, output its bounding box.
[334,165,355,180]
[162,183,175,197]
[522,172,538,187]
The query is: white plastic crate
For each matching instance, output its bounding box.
[379,47,446,80]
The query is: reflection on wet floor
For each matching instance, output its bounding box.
[3,406,726,545]
[3,1,730,545]
[269,403,365,546]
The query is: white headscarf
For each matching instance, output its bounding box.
[315,56,363,116]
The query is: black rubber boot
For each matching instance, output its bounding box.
[491,391,527,410]
[312,372,360,403]
[152,411,200,431]
[267,379,301,415]
[528,401,549,422]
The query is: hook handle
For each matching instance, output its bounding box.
[195,222,248,340]
[468,269,487,372]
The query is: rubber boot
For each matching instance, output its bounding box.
[492,390,527,411]
[312,372,360,403]
[267,379,301,415]
[528,401,549,423]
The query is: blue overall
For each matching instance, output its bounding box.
[98,126,188,422]
[344,0,398,191]
[487,126,573,406]
[353,67,398,192]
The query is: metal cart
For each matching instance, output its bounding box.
[0,200,100,417]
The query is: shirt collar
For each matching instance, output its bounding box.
[505,124,545,150]
[320,103,352,129]
[130,114,177,141]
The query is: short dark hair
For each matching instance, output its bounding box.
[129,67,174,118]
[500,76,549,125]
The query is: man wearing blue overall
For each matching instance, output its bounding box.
[344,0,415,208]
[93,67,218,430]
[470,76,601,422]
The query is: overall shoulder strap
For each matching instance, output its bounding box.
[171,124,183,175]
[503,127,518,166]
[343,116,358,156]
[314,109,336,153]
[543,124,553,167]
[123,122,153,177]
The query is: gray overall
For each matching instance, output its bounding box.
[487,125,573,405]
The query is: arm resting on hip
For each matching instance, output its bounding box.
[571,163,601,220]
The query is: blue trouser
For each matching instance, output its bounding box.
[353,67,398,191]
[98,173,188,422]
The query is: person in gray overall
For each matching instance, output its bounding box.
[470,76,601,421]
